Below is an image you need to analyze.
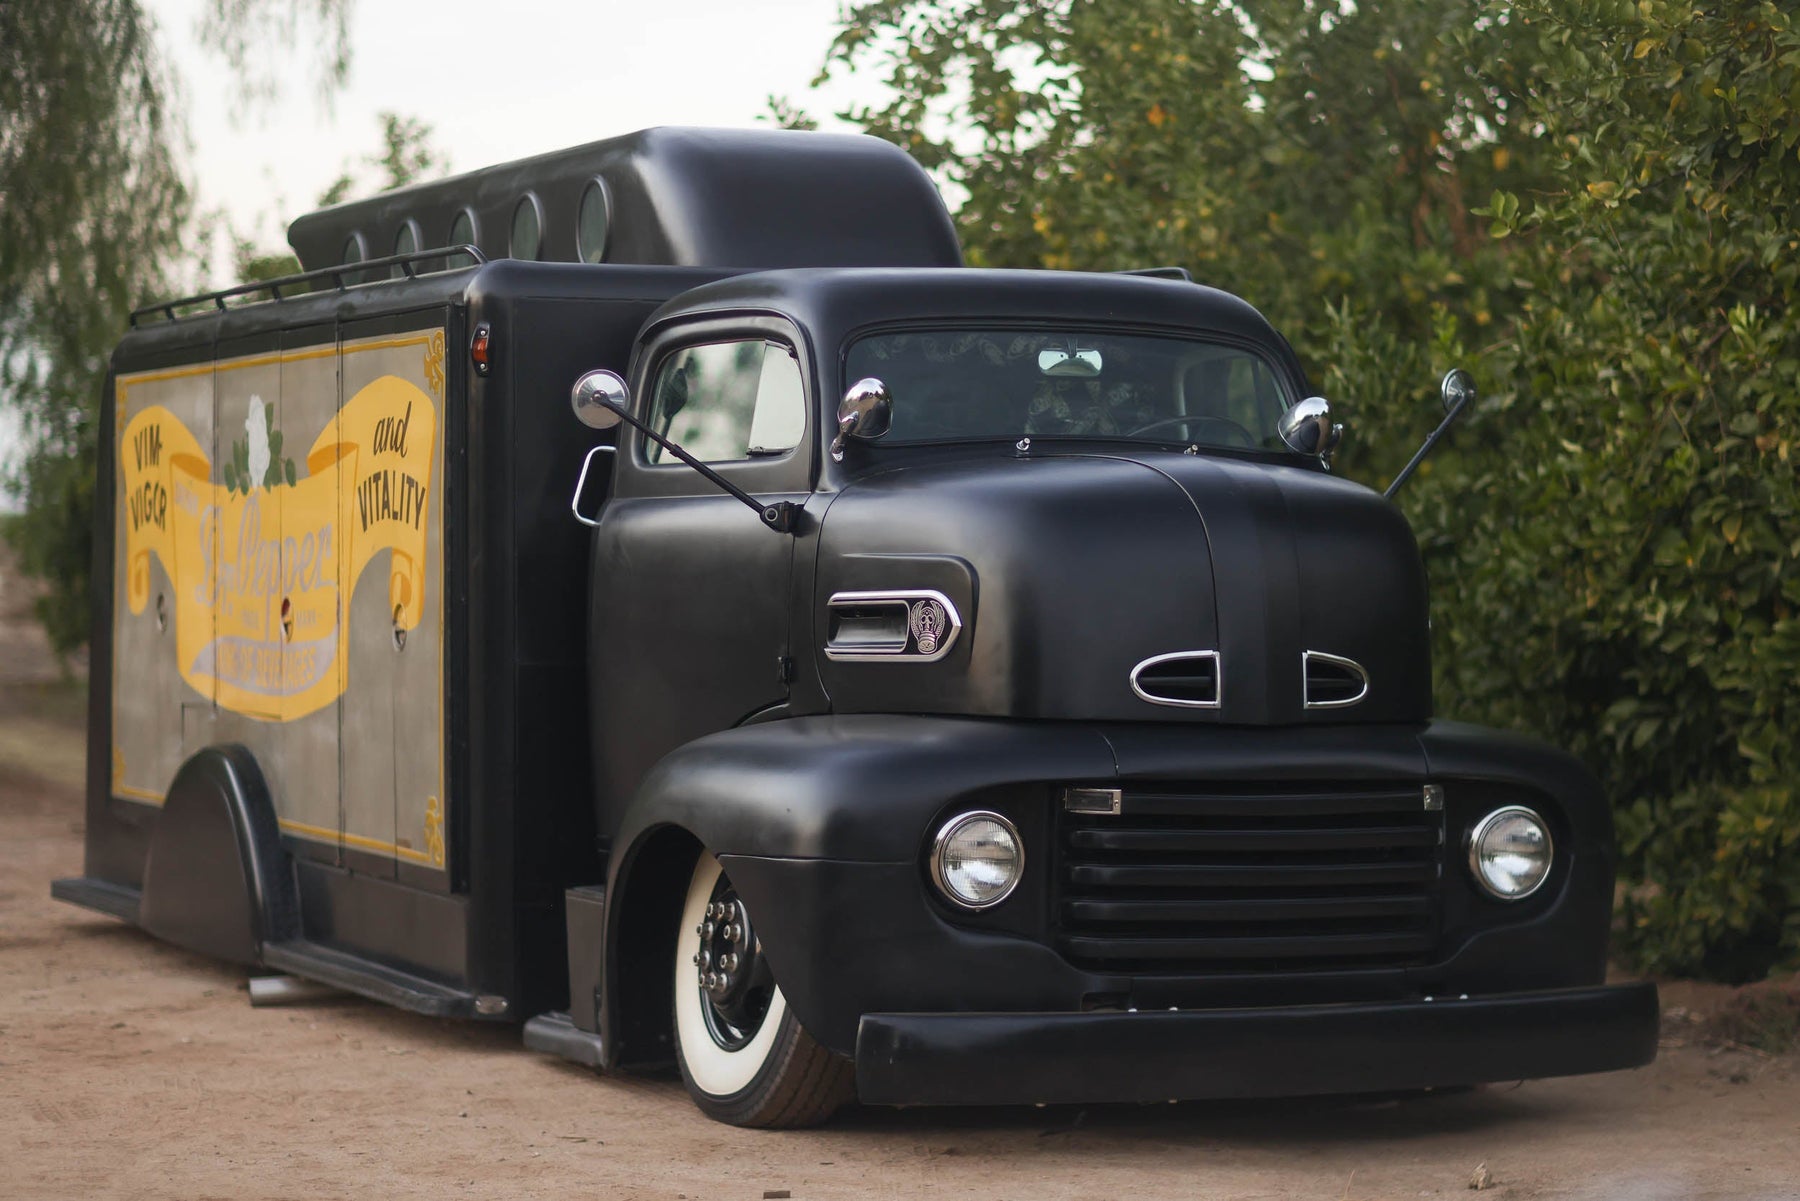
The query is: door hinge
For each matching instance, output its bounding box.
[776,655,795,685]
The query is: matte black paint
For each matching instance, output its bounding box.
[72,260,736,1019]
[601,715,1617,1058]
[133,745,294,966]
[288,128,962,274]
[855,983,1661,1107]
[64,128,1649,1114]
[261,938,479,1017]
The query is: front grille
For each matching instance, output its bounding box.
[1056,783,1443,974]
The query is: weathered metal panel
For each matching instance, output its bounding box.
[267,327,344,864]
[336,328,447,875]
[109,322,448,877]
[112,362,213,803]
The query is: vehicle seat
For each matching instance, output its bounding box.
[1024,376,1156,436]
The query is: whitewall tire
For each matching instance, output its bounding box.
[671,852,854,1127]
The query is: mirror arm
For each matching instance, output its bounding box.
[1383,392,1472,500]
[605,402,802,534]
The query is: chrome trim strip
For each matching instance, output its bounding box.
[930,810,1023,911]
[1466,805,1554,900]
[824,589,963,662]
[1302,649,1370,709]
[1129,649,1223,709]
[569,445,616,528]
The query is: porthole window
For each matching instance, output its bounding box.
[391,220,420,277]
[340,233,368,286]
[448,208,477,252]
[577,178,612,264]
[510,194,543,261]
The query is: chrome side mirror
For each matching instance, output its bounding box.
[832,377,893,462]
[1440,367,1476,414]
[1385,367,1477,499]
[1278,396,1344,463]
[571,369,630,430]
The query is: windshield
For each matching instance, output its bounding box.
[845,328,1293,450]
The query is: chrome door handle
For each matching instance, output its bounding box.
[570,445,616,528]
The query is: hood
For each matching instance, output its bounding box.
[812,449,1430,726]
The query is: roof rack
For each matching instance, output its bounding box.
[129,244,487,328]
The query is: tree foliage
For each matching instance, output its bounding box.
[1,2,192,653]
[241,111,448,282]
[1,1,351,655]
[198,0,354,108]
[825,0,1800,977]
[1464,0,1800,979]
[315,111,448,208]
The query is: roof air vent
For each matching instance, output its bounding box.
[1303,651,1369,709]
[1130,651,1222,709]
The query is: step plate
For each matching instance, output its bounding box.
[523,1009,606,1070]
[262,940,484,1019]
[51,876,143,924]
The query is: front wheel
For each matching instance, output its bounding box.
[672,852,854,1127]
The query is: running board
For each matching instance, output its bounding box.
[261,940,491,1020]
[51,876,143,924]
[523,1009,607,1069]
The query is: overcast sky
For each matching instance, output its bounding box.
[159,0,872,261]
[1,0,878,504]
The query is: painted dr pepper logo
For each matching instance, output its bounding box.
[119,375,435,721]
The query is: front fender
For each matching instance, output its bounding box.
[597,716,1118,1062]
[607,715,1120,863]
[598,714,1619,1063]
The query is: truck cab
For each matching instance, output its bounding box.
[56,126,1657,1128]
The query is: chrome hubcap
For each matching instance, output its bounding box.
[690,876,773,1050]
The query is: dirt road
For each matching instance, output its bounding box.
[3,567,1798,1200]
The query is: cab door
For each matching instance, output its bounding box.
[586,316,813,833]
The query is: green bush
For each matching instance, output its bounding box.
[826,0,1800,977]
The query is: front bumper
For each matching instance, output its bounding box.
[854,981,1659,1107]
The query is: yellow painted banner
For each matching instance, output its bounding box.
[120,375,436,722]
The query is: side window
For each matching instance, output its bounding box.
[1183,351,1286,436]
[646,340,805,464]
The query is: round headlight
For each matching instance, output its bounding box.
[930,811,1023,910]
[1467,806,1553,899]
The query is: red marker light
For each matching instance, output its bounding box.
[470,323,492,376]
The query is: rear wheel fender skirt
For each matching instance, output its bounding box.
[137,744,296,967]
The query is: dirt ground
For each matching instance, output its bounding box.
[2,550,1798,1200]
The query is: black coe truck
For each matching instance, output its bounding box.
[56,127,1658,1127]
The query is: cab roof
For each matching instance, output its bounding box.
[644,267,1301,378]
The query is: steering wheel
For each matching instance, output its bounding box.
[1124,413,1259,448]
